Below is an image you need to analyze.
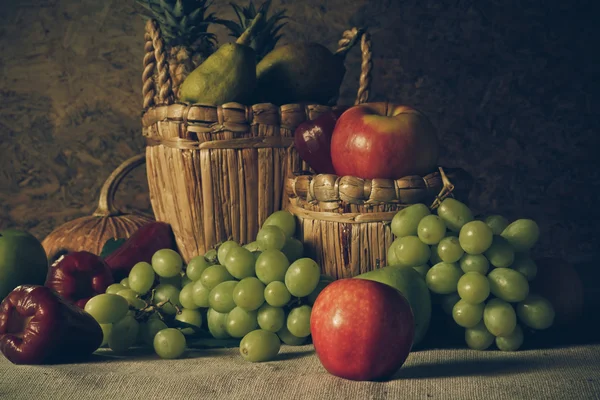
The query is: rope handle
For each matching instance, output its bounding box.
[143,20,373,109]
[93,154,147,217]
[335,27,373,105]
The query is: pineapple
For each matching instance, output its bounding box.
[219,0,287,62]
[137,0,220,98]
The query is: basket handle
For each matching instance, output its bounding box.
[93,154,147,217]
[335,28,373,105]
[143,19,174,109]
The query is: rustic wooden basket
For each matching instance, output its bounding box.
[285,168,473,279]
[140,20,373,262]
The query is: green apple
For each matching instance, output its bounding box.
[0,229,49,300]
[355,265,432,346]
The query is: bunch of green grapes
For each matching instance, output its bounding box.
[186,210,332,362]
[85,210,330,362]
[388,199,555,351]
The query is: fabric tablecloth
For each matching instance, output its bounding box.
[1,343,599,400]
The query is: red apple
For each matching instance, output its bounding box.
[330,102,439,179]
[293,107,347,174]
[310,278,414,381]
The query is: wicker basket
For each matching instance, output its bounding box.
[140,20,373,262]
[285,168,473,279]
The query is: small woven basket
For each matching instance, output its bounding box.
[140,20,373,262]
[285,168,473,279]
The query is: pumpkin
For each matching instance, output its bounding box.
[42,154,154,262]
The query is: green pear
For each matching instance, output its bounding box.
[0,229,49,300]
[179,14,264,106]
[355,265,432,346]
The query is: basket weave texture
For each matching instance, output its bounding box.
[285,168,473,279]
[140,20,372,262]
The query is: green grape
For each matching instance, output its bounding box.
[441,293,461,315]
[257,225,287,251]
[243,241,261,252]
[457,272,490,304]
[484,236,515,268]
[501,219,540,252]
[217,240,240,265]
[208,280,238,313]
[496,324,524,351]
[387,236,431,267]
[465,321,495,350]
[160,274,182,289]
[120,278,130,288]
[412,264,430,280]
[391,204,431,237]
[483,298,517,337]
[459,221,494,255]
[287,305,312,338]
[84,294,129,324]
[139,318,168,346]
[200,265,235,291]
[255,249,290,284]
[116,289,146,309]
[175,308,203,334]
[257,304,285,332]
[459,254,490,275]
[192,280,210,308]
[263,210,296,238]
[204,248,218,264]
[152,249,183,278]
[437,236,464,263]
[516,295,555,330]
[207,308,231,339]
[285,258,320,297]
[239,329,281,362]
[425,262,463,294]
[452,299,484,328]
[179,282,198,310]
[224,246,256,279]
[264,281,292,307]
[105,283,127,295]
[511,253,537,281]
[488,268,529,302]
[429,245,442,265]
[108,315,139,353]
[437,198,474,232]
[226,307,258,338]
[186,256,210,281]
[417,215,447,245]
[277,324,307,345]
[128,262,155,295]
[182,275,192,287]
[484,215,510,235]
[252,250,262,262]
[153,328,186,359]
[99,323,112,347]
[153,283,181,315]
[233,277,266,311]
[281,237,304,263]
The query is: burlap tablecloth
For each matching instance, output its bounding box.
[1,343,599,400]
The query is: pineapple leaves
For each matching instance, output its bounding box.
[173,0,185,18]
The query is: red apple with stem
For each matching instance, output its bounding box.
[310,278,414,381]
[330,102,439,179]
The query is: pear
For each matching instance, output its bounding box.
[355,265,432,346]
[255,42,346,106]
[179,14,264,106]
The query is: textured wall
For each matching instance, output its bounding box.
[0,0,598,260]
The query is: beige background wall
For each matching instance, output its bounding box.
[0,0,597,260]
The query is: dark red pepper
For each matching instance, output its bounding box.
[104,221,175,282]
[293,107,347,174]
[45,251,113,308]
[0,285,102,364]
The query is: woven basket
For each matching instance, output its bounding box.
[140,20,373,262]
[285,168,473,279]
